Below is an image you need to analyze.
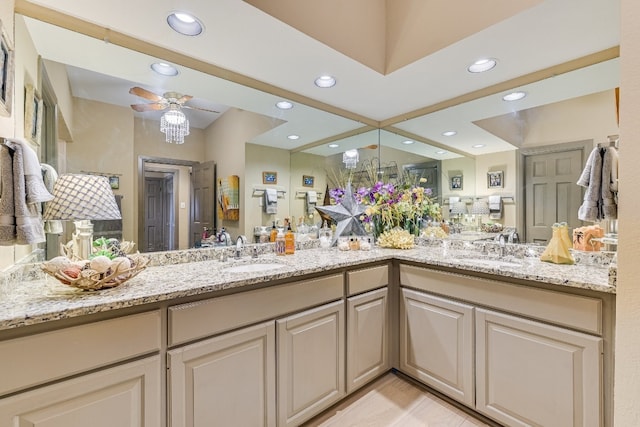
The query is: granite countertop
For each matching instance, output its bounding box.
[0,242,615,331]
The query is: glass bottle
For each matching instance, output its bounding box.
[275,230,286,256]
[285,224,295,255]
[269,221,278,242]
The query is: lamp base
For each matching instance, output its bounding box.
[73,220,94,260]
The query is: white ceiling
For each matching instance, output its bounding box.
[20,0,620,157]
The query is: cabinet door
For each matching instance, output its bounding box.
[168,321,276,427]
[0,356,161,427]
[277,300,345,427]
[347,287,389,394]
[399,288,474,406]
[476,308,602,427]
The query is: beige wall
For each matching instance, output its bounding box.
[205,108,274,238]
[245,143,291,234]
[289,151,327,226]
[615,0,639,425]
[68,98,134,240]
[474,151,518,227]
[42,59,74,141]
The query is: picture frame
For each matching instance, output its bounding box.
[262,171,277,185]
[302,175,314,188]
[24,84,43,145]
[0,20,14,118]
[109,176,120,190]
[450,175,463,190]
[487,171,504,188]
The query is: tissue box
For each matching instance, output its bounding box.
[572,225,604,251]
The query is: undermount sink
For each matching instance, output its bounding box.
[461,258,522,268]
[224,263,285,273]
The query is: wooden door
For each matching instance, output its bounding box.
[163,174,175,250]
[346,287,389,394]
[277,300,345,427]
[0,357,161,427]
[168,321,276,427]
[524,149,584,243]
[399,288,474,406]
[476,308,602,427]
[144,177,164,252]
[190,161,216,248]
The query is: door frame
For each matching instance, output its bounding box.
[516,139,593,242]
[137,156,198,252]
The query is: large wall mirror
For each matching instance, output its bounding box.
[11,8,619,262]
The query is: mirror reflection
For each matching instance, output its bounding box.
[11,11,620,262]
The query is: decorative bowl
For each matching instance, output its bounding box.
[41,253,149,291]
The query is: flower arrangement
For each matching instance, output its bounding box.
[329,178,442,242]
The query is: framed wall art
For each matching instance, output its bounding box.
[24,84,43,145]
[450,175,463,190]
[262,171,277,185]
[487,171,504,188]
[0,19,14,118]
[109,176,120,190]
[302,175,314,188]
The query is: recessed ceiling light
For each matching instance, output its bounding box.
[472,144,485,148]
[502,91,527,101]
[328,143,339,148]
[315,75,336,88]
[468,58,497,73]
[276,101,294,110]
[287,134,300,140]
[442,131,457,137]
[167,12,204,36]
[436,150,447,155]
[151,62,178,76]
[401,140,414,145]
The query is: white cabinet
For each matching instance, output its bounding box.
[346,287,389,394]
[0,356,161,427]
[399,287,474,406]
[168,321,276,427]
[277,300,345,427]
[476,308,603,427]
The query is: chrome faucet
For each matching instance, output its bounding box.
[498,234,506,257]
[235,235,247,259]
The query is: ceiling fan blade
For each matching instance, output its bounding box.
[129,86,164,102]
[361,144,378,149]
[130,103,167,112]
[183,105,220,114]
[176,94,193,104]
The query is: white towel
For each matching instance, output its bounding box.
[488,195,502,220]
[306,190,317,214]
[264,188,278,214]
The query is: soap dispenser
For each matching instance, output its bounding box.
[285,223,295,255]
[269,221,278,242]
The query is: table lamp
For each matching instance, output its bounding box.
[471,199,490,231]
[43,174,121,259]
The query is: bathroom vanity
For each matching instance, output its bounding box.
[0,244,615,427]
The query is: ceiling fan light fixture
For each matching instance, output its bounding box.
[276,101,294,110]
[315,75,336,88]
[343,149,359,169]
[502,91,527,101]
[167,12,204,36]
[151,62,179,76]
[468,58,497,73]
[160,109,190,144]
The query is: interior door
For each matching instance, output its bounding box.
[190,161,216,247]
[525,149,584,243]
[144,177,164,252]
[163,174,175,251]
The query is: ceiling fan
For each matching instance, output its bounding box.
[128,86,220,114]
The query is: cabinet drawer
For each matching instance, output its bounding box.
[0,310,161,396]
[400,265,602,334]
[169,274,343,346]
[347,264,389,296]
